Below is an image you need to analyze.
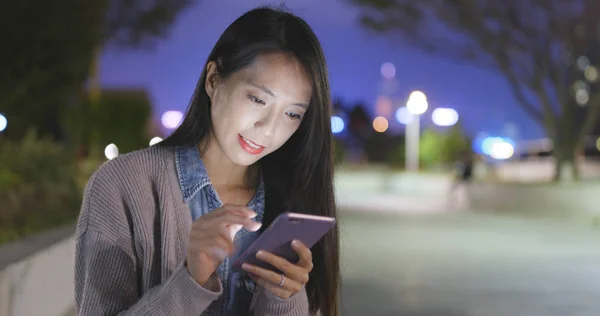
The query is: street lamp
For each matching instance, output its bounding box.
[405,91,428,171]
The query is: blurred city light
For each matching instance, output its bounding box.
[406,91,428,115]
[104,143,119,160]
[375,96,393,117]
[395,107,413,125]
[481,137,514,160]
[149,137,163,146]
[380,62,396,79]
[161,110,184,129]
[596,137,600,151]
[584,66,598,82]
[0,114,6,132]
[373,116,389,133]
[575,89,589,106]
[577,56,590,71]
[331,116,345,134]
[431,108,459,126]
[490,141,514,160]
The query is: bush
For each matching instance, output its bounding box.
[0,130,82,245]
[333,137,346,164]
[419,125,470,169]
[62,88,153,158]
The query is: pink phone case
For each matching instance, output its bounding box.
[232,212,336,273]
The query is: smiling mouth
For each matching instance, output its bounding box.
[238,134,265,155]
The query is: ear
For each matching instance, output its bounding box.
[205,61,220,100]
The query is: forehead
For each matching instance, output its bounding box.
[233,53,312,101]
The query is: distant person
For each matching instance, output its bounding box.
[74,7,340,316]
[448,151,474,209]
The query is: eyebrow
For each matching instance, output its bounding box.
[247,80,309,109]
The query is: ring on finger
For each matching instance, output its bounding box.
[278,273,285,287]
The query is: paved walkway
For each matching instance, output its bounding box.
[339,211,600,316]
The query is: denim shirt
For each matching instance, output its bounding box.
[175,145,265,316]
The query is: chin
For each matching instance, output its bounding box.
[228,151,264,166]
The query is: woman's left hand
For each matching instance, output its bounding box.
[242,240,313,300]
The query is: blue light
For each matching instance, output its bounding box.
[0,114,6,132]
[395,107,413,125]
[331,116,345,134]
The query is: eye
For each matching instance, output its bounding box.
[248,94,265,105]
[286,112,303,120]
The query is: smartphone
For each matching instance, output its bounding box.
[232,212,336,273]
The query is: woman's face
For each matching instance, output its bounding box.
[205,52,312,166]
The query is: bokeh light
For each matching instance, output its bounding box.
[431,108,459,126]
[395,107,413,125]
[577,56,590,71]
[375,96,393,117]
[0,114,6,132]
[331,116,345,134]
[373,116,389,133]
[380,62,396,79]
[161,110,184,129]
[149,137,163,146]
[482,137,514,160]
[575,89,589,106]
[585,66,598,82]
[104,143,119,160]
[406,91,428,115]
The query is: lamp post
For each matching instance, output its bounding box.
[405,91,428,171]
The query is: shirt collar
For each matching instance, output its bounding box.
[175,145,265,203]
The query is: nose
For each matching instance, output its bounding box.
[253,110,278,138]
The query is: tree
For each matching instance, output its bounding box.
[349,0,600,181]
[63,88,153,156]
[347,102,372,141]
[89,0,196,101]
[0,0,104,140]
[0,0,195,140]
[419,124,470,169]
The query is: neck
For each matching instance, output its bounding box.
[199,137,257,189]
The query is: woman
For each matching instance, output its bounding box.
[75,7,340,316]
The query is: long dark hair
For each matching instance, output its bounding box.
[160,7,340,316]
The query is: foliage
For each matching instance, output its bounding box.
[364,133,404,163]
[0,0,194,141]
[63,89,153,156]
[103,0,196,49]
[0,0,104,140]
[419,125,470,169]
[0,130,82,245]
[333,137,347,165]
[350,0,600,180]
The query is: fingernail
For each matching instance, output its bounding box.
[242,263,250,270]
[292,240,299,246]
[256,250,264,257]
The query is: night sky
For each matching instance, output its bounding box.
[99,0,546,140]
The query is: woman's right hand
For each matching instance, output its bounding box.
[186,204,262,286]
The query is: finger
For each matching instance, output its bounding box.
[219,204,257,218]
[291,240,313,270]
[255,250,307,283]
[217,213,262,231]
[198,235,234,261]
[241,262,304,292]
[252,276,293,299]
